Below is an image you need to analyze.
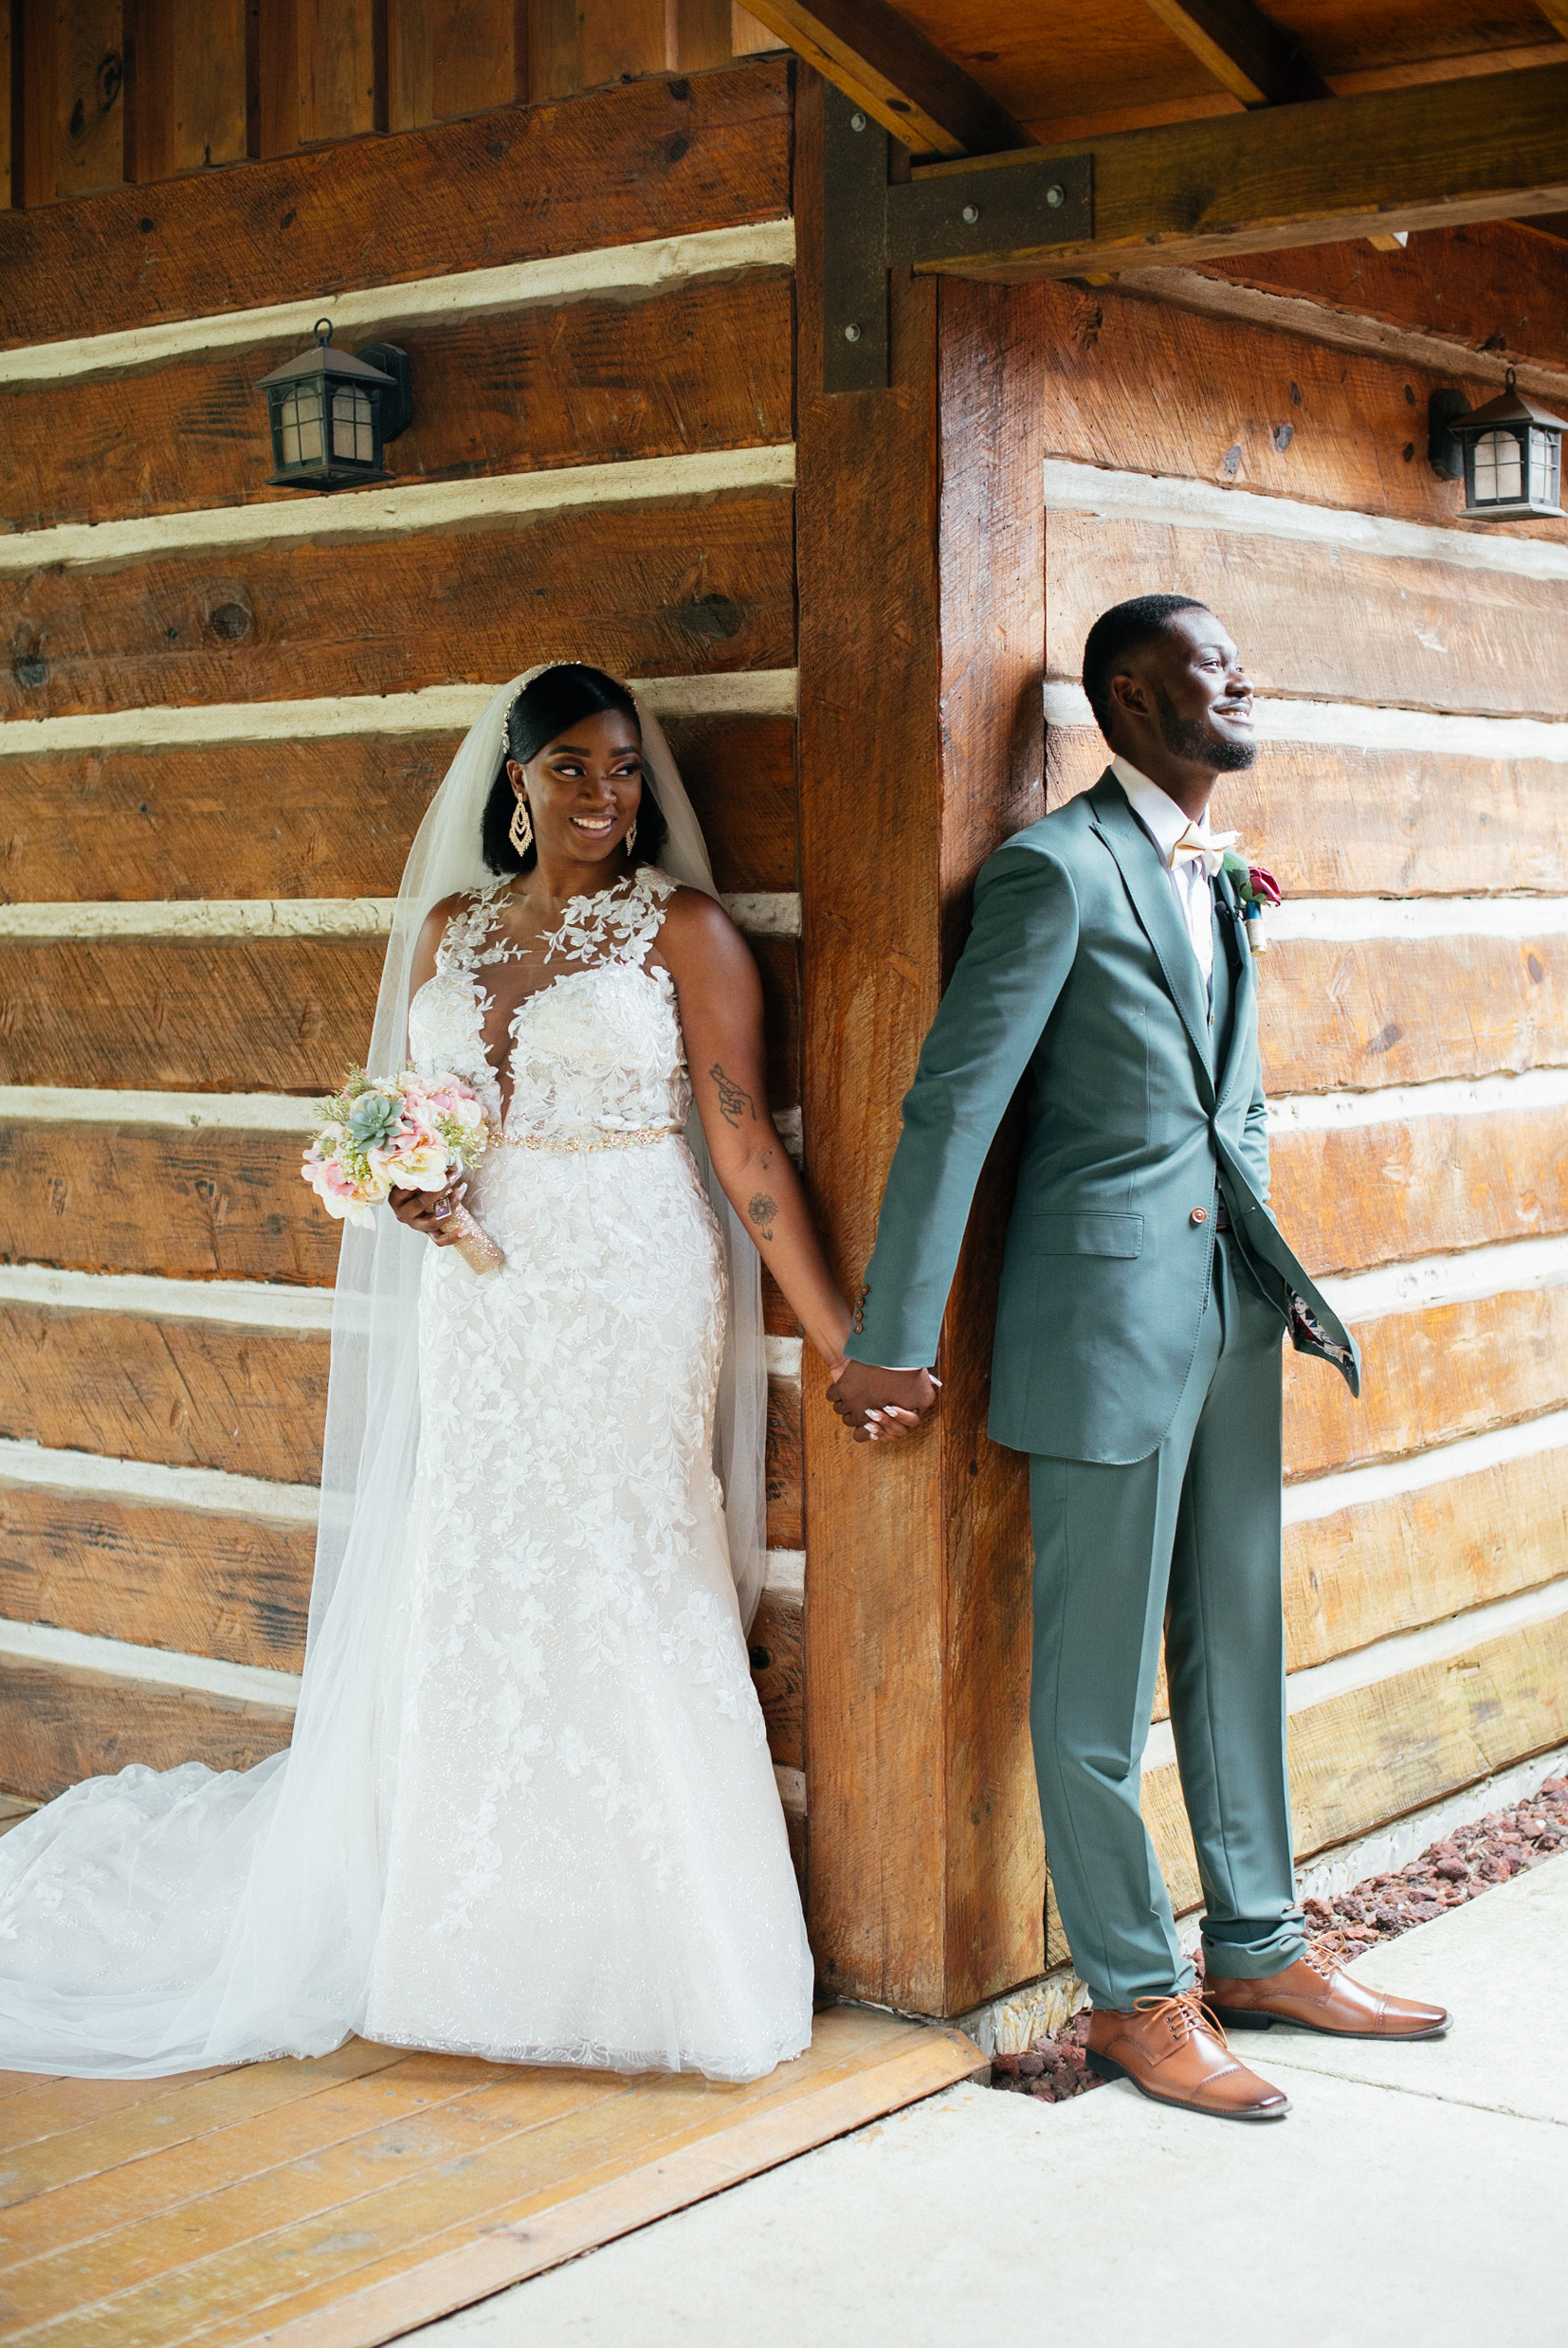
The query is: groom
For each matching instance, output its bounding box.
[830,596,1449,2121]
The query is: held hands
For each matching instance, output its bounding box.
[826,1359,940,1445]
[389,1179,468,1245]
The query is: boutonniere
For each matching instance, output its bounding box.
[1220,850,1282,954]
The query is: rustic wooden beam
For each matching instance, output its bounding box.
[1532,0,1568,34]
[912,62,1568,277]
[1138,0,1328,107]
[737,0,1027,156]
[798,69,1048,2015]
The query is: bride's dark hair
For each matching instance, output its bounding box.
[481,663,667,875]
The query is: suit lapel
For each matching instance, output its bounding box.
[1212,864,1256,1112]
[1088,774,1215,1106]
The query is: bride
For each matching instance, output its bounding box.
[0,664,861,2084]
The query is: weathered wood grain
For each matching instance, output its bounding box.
[0,938,386,1093]
[1285,1284,1568,1483]
[0,1305,329,1483]
[0,496,796,722]
[1144,1605,1568,1913]
[765,1372,802,1548]
[1257,935,1568,1096]
[1032,277,1546,533]
[1047,728,1568,901]
[388,0,524,130]
[799,72,1050,2019]
[1284,1442,1568,1677]
[1045,514,1568,720]
[747,1588,802,1769]
[0,2045,457,2258]
[0,278,793,532]
[934,278,1049,2017]
[128,0,248,183]
[1200,220,1568,381]
[663,716,798,892]
[945,63,1568,281]
[0,718,795,904]
[0,1121,337,1286]
[0,9,11,211]
[0,1661,293,1804]
[0,62,792,349]
[21,0,127,209]
[0,1483,315,1668]
[798,77,948,2019]
[257,0,379,157]
[1270,1108,1568,1280]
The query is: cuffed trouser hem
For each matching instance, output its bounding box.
[1199,1920,1309,1980]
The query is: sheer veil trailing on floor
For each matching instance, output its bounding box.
[0,670,768,2079]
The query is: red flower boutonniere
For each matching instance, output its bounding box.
[1221,851,1282,955]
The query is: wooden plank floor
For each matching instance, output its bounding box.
[0,2008,984,2348]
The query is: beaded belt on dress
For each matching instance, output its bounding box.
[495,1125,681,1154]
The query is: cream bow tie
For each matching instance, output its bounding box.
[1170,822,1241,880]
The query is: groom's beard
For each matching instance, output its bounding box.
[1154,682,1260,772]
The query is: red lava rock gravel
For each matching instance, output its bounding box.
[990,1775,1568,2104]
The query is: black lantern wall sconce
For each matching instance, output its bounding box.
[1428,370,1564,522]
[255,319,413,492]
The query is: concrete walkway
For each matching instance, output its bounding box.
[418,1855,1568,2348]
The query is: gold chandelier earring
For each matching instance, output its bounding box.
[626,816,638,854]
[509,794,534,857]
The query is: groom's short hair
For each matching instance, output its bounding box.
[1083,594,1211,739]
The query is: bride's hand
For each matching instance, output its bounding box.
[389,1180,466,1244]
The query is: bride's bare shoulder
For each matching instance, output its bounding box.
[655,882,736,941]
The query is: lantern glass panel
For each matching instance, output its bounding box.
[1472,429,1521,506]
[332,384,375,463]
[1528,429,1559,509]
[276,383,326,468]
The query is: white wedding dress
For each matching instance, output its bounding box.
[0,861,812,2084]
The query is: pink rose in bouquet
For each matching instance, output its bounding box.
[301,1070,502,1274]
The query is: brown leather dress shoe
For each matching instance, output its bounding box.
[1085,1992,1289,2121]
[1204,1950,1449,2040]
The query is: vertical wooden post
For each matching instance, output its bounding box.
[256,0,378,155]
[2,1,15,208]
[798,71,1048,2018]
[22,0,128,205]
[128,0,248,181]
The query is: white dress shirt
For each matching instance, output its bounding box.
[1111,755,1215,987]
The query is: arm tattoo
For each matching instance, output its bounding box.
[709,1062,757,1129]
[747,1192,778,1242]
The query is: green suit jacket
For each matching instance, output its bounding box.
[844,770,1360,1463]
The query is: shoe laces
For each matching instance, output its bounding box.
[1133,1990,1229,2050]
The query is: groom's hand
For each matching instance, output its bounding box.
[827,1362,939,1445]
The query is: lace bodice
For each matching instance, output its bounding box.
[409,865,691,1140]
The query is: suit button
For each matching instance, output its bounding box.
[1190,1207,1209,1226]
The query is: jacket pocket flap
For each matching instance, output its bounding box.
[1030,1212,1144,1259]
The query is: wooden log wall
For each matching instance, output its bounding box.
[1031,254,1568,1963]
[0,30,809,1884]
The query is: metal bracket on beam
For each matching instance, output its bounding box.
[822,87,1093,392]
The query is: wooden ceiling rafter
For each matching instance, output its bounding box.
[915,61,1568,279]
[1531,0,1568,32]
[1137,0,1329,106]
[735,0,1030,155]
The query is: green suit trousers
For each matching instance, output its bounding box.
[1029,1230,1307,2010]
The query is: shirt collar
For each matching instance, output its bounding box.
[1109,755,1210,867]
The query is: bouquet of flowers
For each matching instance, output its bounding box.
[301,1069,503,1275]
